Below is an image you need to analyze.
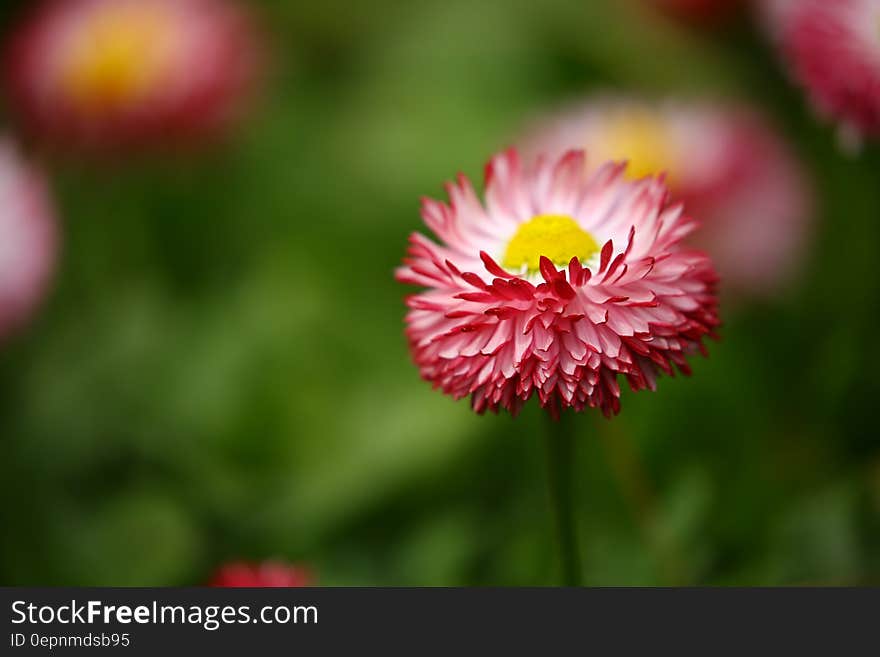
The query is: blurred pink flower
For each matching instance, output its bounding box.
[208,561,313,587]
[3,0,263,154]
[760,0,880,145]
[0,140,57,342]
[397,149,719,418]
[520,97,813,298]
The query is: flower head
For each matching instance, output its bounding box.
[396,149,719,418]
[762,0,880,143]
[208,561,312,587]
[520,97,813,297]
[3,0,263,153]
[0,139,58,342]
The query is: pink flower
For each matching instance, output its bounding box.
[761,0,880,143]
[3,0,263,154]
[396,149,719,418]
[208,561,313,587]
[520,98,813,297]
[0,139,58,342]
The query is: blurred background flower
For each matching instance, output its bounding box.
[0,0,878,587]
[0,138,57,342]
[208,561,312,587]
[2,0,263,155]
[760,0,880,147]
[520,97,813,299]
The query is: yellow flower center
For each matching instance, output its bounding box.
[59,4,177,112]
[591,109,677,184]
[502,214,599,273]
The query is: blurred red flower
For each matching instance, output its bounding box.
[208,561,313,587]
[3,0,264,154]
[761,0,880,145]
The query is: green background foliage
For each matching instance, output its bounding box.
[1,0,878,586]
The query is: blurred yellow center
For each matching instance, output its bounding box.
[60,5,176,111]
[502,214,598,273]
[592,110,676,184]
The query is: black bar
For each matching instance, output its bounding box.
[1,587,877,653]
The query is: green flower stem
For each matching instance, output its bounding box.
[544,409,582,586]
